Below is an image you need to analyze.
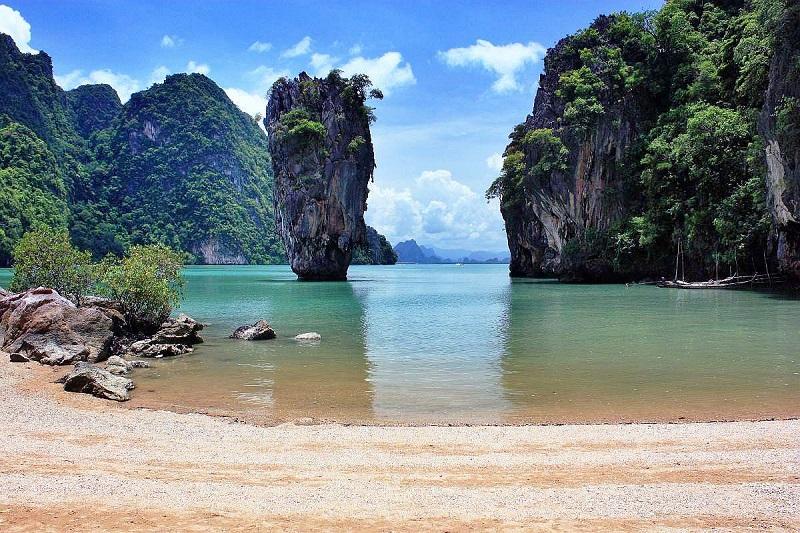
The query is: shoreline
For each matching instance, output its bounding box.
[2,356,798,530]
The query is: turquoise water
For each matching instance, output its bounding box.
[2,265,798,424]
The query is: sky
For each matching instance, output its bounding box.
[1,0,664,252]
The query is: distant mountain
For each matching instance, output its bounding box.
[394,239,509,264]
[430,246,510,263]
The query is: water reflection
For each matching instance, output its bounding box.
[356,265,514,423]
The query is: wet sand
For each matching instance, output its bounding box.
[1,357,798,531]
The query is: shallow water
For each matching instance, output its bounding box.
[2,265,798,424]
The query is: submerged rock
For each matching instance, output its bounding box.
[0,288,114,365]
[59,362,134,402]
[294,332,321,341]
[127,340,193,359]
[267,71,378,280]
[152,313,204,344]
[129,360,151,369]
[105,355,131,375]
[230,320,276,340]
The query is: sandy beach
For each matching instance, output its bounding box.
[1,357,798,532]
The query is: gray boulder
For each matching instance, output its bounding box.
[230,320,276,340]
[9,352,30,362]
[59,362,134,401]
[127,340,193,358]
[152,313,204,344]
[105,355,132,375]
[129,360,151,368]
[0,288,114,365]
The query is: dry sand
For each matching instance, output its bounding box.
[0,358,798,532]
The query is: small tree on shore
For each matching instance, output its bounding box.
[97,244,184,330]
[10,228,95,305]
[10,229,184,330]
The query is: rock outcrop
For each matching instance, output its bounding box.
[59,362,134,401]
[494,16,645,280]
[230,320,276,340]
[0,288,114,365]
[151,314,204,344]
[267,71,378,280]
[760,5,800,279]
[352,226,398,265]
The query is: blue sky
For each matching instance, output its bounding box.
[2,0,664,251]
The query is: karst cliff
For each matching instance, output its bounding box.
[492,1,799,281]
[266,71,379,280]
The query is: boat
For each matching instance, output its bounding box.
[656,274,787,289]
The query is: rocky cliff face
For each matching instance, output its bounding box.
[495,17,647,280]
[267,71,377,280]
[760,5,800,278]
[352,226,397,265]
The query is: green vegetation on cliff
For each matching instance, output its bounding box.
[0,29,287,266]
[77,73,284,264]
[491,0,790,280]
[0,117,69,265]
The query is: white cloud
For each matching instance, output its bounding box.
[486,152,503,172]
[281,36,312,58]
[439,39,545,93]
[365,169,505,248]
[160,34,182,48]
[55,68,140,102]
[186,60,210,75]
[309,53,337,76]
[224,87,266,120]
[149,65,170,85]
[348,44,362,56]
[339,52,415,95]
[248,65,290,92]
[0,4,36,54]
[248,40,272,53]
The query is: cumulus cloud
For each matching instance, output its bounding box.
[348,44,362,56]
[0,4,36,53]
[148,65,170,85]
[248,40,272,53]
[486,152,503,172]
[224,88,266,119]
[55,69,140,102]
[366,169,506,248]
[439,39,545,92]
[248,65,290,92]
[281,36,312,58]
[160,34,183,48]
[339,52,415,95]
[186,60,210,75]
[309,53,337,76]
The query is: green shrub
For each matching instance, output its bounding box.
[98,244,184,330]
[10,228,95,304]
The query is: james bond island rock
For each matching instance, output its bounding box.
[267,71,381,280]
[490,4,787,282]
[760,4,800,279]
